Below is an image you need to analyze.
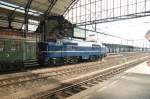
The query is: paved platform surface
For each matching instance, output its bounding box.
[68,61,150,99]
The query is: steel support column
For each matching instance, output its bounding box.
[65,0,150,26]
[8,9,16,29]
[41,0,57,42]
[24,0,33,37]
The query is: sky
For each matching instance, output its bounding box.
[85,16,150,47]
[97,16,150,40]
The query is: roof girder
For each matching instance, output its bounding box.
[1,0,75,15]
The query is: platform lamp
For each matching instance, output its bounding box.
[145,30,150,41]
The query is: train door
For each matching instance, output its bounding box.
[4,39,12,61]
[10,40,22,62]
[25,42,37,60]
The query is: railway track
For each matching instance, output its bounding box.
[0,53,149,98]
[0,54,123,87]
[32,56,148,99]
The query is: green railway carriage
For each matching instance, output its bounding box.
[0,36,37,71]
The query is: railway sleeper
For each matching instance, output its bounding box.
[80,85,90,89]
[67,88,81,94]
[53,93,66,99]
[100,76,108,80]
[95,78,104,82]
[105,73,113,78]
[85,82,95,87]
[57,91,71,98]
[71,86,85,92]
[91,80,100,84]
[63,90,75,96]
[0,81,8,85]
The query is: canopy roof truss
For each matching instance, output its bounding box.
[65,0,150,26]
[0,0,76,31]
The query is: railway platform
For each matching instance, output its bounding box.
[0,54,148,99]
[68,61,150,99]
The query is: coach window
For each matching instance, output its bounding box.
[0,40,4,52]
[11,41,19,52]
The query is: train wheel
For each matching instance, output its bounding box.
[16,62,22,70]
[74,57,79,63]
[0,63,2,72]
[51,58,57,66]
[63,57,67,65]
[66,57,71,64]
[89,56,94,61]
[58,58,64,66]
[1,64,4,71]
[99,56,103,61]
[71,57,78,64]
[47,59,52,66]
[51,58,63,66]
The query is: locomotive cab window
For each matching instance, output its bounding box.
[0,40,4,52]
[65,43,78,46]
[92,44,100,48]
[66,43,78,49]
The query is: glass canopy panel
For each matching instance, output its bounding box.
[1,0,75,15]
[65,0,150,25]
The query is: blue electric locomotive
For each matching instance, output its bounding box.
[39,39,107,65]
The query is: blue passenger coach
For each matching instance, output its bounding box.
[39,39,107,65]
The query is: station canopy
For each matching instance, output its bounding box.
[0,0,75,30]
[1,0,74,15]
